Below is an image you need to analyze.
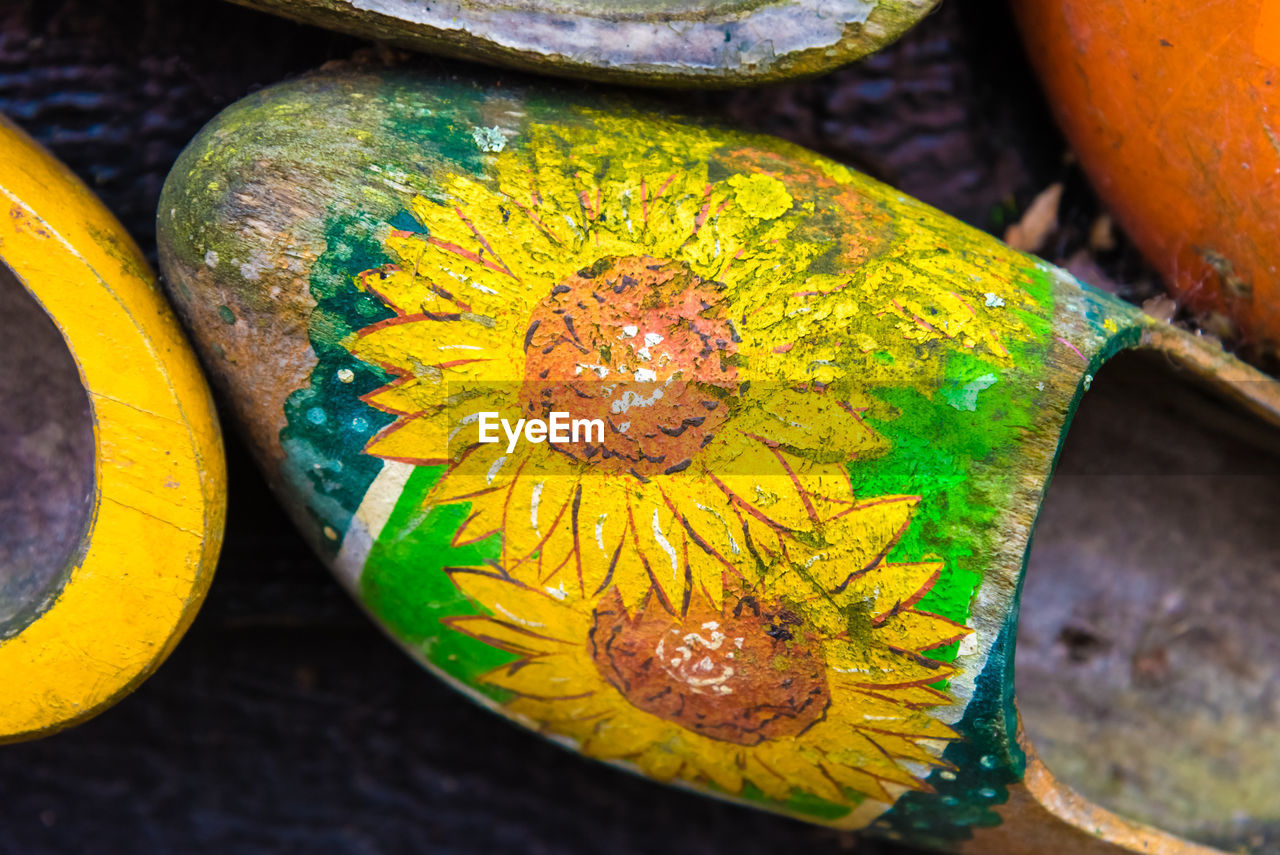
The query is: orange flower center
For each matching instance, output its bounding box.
[520,256,738,476]
[589,588,831,746]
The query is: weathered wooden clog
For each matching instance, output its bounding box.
[225,0,937,86]
[0,117,225,742]
[1010,0,1280,363]
[157,69,1280,853]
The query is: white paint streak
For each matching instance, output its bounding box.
[333,461,414,591]
[651,508,678,577]
[530,480,544,536]
[485,454,507,485]
[595,513,608,554]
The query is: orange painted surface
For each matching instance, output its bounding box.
[1012,0,1280,357]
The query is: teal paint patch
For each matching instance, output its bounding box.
[278,211,397,553]
[388,209,426,233]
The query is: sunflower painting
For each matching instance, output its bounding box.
[328,113,1045,824]
[160,73,1158,845]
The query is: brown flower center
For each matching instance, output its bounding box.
[589,588,832,746]
[521,256,738,476]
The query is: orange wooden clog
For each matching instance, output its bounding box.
[1011,0,1280,361]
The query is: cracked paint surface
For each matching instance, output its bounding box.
[156,71,1180,844]
[329,108,1049,826]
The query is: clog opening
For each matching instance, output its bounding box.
[0,262,94,639]
[1018,348,1280,852]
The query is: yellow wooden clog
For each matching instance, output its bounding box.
[0,116,225,742]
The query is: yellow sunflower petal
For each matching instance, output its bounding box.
[357,265,460,316]
[826,687,960,741]
[833,559,944,620]
[686,541,725,608]
[586,491,665,613]
[820,762,894,804]
[858,713,960,744]
[751,743,846,804]
[825,637,956,688]
[493,166,570,244]
[741,755,796,801]
[690,750,745,794]
[444,615,573,653]
[382,230,429,270]
[666,478,749,590]
[483,658,600,699]
[731,389,888,463]
[445,480,511,549]
[365,414,450,464]
[799,496,921,592]
[678,195,745,279]
[363,376,447,416]
[535,485,581,591]
[351,314,518,378]
[732,496,785,564]
[821,731,928,790]
[852,683,954,709]
[580,716,671,760]
[431,442,519,505]
[577,496,626,599]
[877,609,972,652]
[447,570,588,639]
[407,191,539,313]
[612,529,661,613]
[630,491,689,614]
[717,218,810,299]
[706,437,819,533]
[506,693,614,726]
[864,732,956,770]
[637,169,704,254]
[501,460,580,579]
[632,746,686,782]
[451,503,504,548]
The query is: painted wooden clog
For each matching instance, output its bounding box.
[1010,0,1280,362]
[0,117,225,742]
[225,0,937,86]
[157,69,1280,853]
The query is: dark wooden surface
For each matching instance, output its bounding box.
[0,1,1155,852]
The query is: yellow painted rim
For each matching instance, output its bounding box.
[0,117,226,742]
